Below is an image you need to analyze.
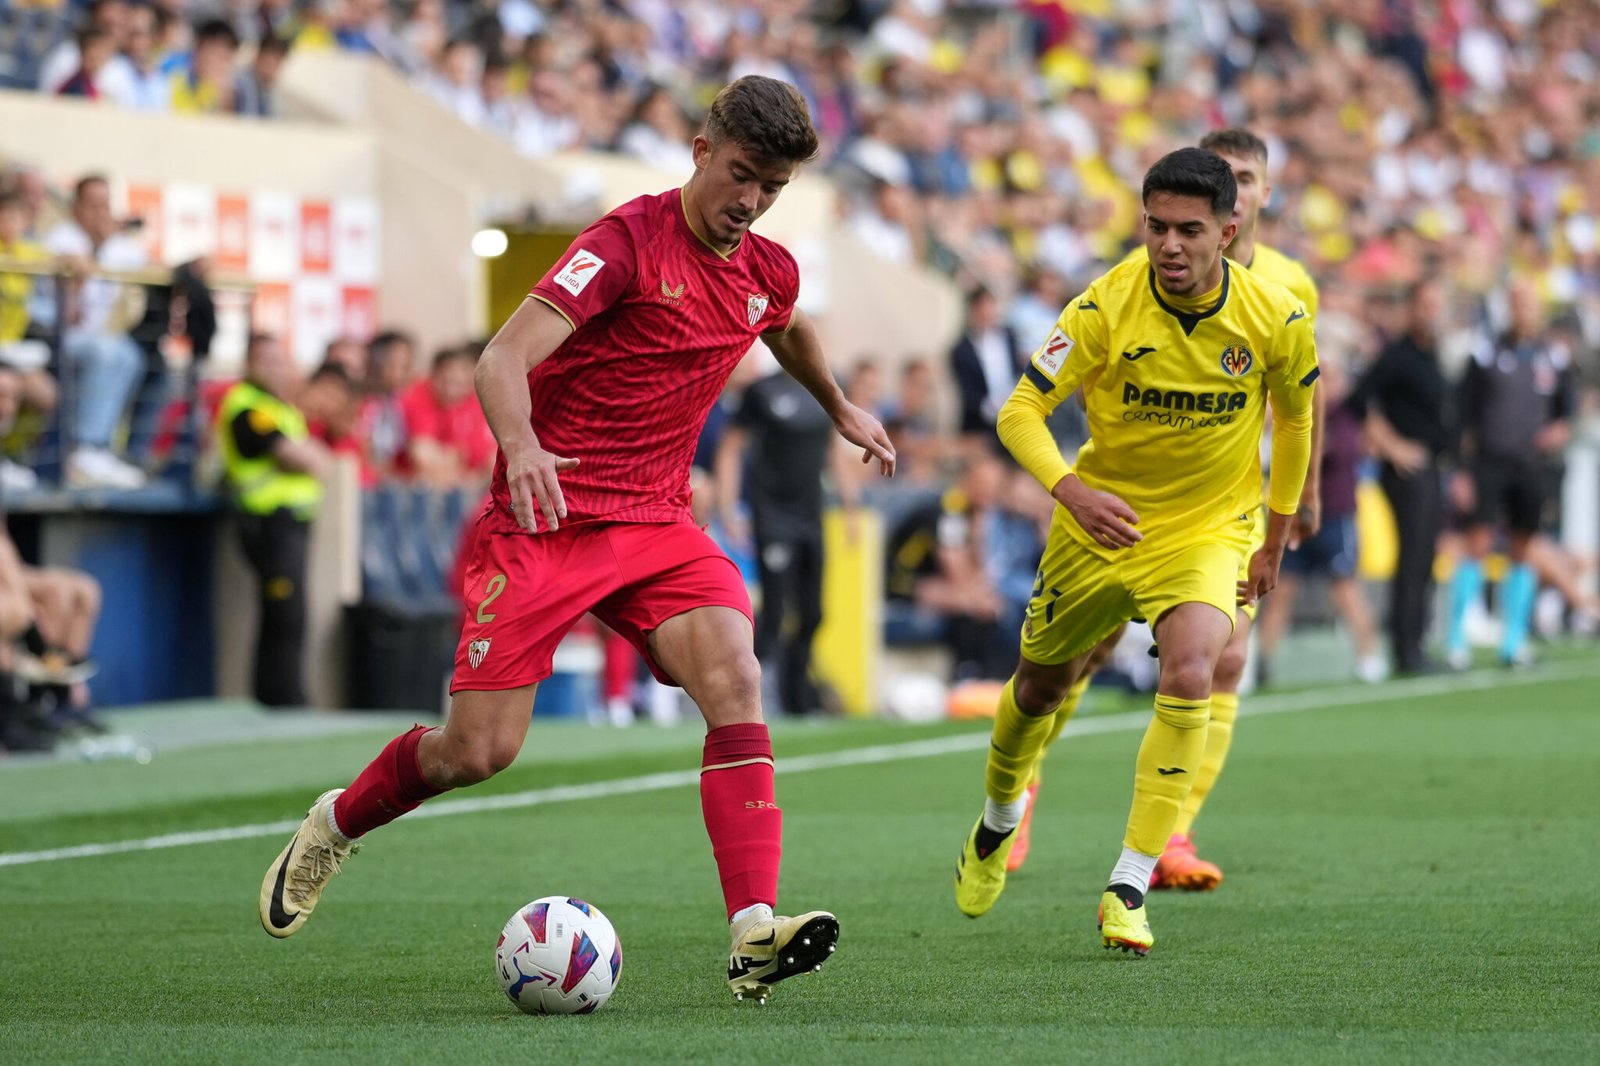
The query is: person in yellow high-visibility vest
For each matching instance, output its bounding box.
[216,333,330,707]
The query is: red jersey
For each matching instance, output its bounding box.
[487,187,801,533]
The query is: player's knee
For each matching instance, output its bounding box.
[0,595,31,639]
[1160,653,1215,701]
[700,651,763,721]
[454,738,520,784]
[1014,669,1071,715]
[74,572,102,615]
[1212,640,1248,692]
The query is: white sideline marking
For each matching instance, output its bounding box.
[2,660,1595,870]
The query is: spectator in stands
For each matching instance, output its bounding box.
[0,362,42,493]
[170,19,240,115]
[397,344,495,487]
[512,69,581,158]
[479,58,517,139]
[0,188,57,419]
[424,38,487,128]
[884,450,1012,681]
[301,361,367,480]
[617,85,695,171]
[123,4,174,112]
[881,357,945,483]
[38,0,136,102]
[361,329,414,481]
[950,287,1021,438]
[44,174,148,489]
[321,336,367,381]
[235,35,291,118]
[57,27,118,100]
[215,332,331,707]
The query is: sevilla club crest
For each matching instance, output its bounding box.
[747,292,770,327]
[468,638,491,669]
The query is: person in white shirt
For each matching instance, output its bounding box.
[122,4,173,112]
[38,0,139,106]
[43,175,149,489]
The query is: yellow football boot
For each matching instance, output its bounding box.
[1098,891,1155,957]
[954,816,1015,917]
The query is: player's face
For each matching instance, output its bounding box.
[1142,192,1237,297]
[687,136,795,251]
[1217,151,1269,238]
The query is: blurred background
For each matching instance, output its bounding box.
[1,0,1597,754]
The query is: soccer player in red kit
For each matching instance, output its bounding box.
[258,76,896,1005]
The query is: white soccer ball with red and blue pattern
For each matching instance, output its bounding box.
[495,896,622,1015]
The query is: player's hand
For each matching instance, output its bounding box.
[1387,437,1428,476]
[505,445,580,532]
[1054,474,1141,549]
[832,402,896,477]
[1237,545,1284,606]
[1449,470,1476,515]
[1290,484,1322,549]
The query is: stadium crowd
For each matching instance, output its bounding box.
[2,0,1600,740]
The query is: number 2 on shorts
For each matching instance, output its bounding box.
[476,573,507,624]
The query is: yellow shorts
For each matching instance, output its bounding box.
[1020,512,1255,665]
[1235,505,1269,623]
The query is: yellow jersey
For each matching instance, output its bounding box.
[1003,256,1318,545]
[1122,241,1319,324]
[0,238,48,344]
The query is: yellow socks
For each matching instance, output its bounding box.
[984,678,1056,805]
[1172,691,1238,838]
[1124,694,1210,855]
[1026,674,1091,788]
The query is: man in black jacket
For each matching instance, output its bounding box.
[1351,278,1451,674]
[950,288,1021,436]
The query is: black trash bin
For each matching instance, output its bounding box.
[344,600,459,712]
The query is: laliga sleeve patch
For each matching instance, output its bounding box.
[554,249,606,297]
[1034,327,1073,378]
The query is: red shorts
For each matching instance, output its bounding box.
[451,520,752,693]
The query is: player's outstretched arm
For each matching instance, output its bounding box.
[477,297,579,531]
[762,309,895,477]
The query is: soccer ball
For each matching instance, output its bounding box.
[495,896,623,1015]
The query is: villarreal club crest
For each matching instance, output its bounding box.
[1220,343,1253,377]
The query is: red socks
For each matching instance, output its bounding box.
[332,725,447,839]
[700,723,782,919]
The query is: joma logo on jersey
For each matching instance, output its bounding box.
[1220,344,1254,377]
[1122,383,1248,413]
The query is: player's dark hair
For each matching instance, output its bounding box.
[1142,148,1236,221]
[72,173,109,203]
[369,329,414,362]
[310,362,354,389]
[432,345,475,372]
[703,76,819,165]
[1199,128,1268,165]
[194,18,239,49]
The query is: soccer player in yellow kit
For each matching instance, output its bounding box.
[1006,128,1324,891]
[952,147,1318,955]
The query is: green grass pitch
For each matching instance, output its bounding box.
[3,658,1599,1064]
